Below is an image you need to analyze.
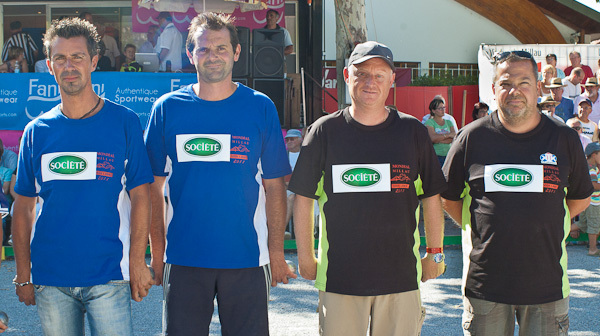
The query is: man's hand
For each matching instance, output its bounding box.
[270,252,297,286]
[150,257,164,286]
[421,254,445,282]
[298,255,317,280]
[129,262,154,302]
[0,320,6,333]
[16,284,35,306]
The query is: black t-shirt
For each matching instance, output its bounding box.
[443,111,593,305]
[289,107,447,296]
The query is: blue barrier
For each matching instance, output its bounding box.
[0,72,198,130]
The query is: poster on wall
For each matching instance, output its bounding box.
[132,0,286,33]
[478,44,600,111]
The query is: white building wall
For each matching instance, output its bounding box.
[323,0,578,66]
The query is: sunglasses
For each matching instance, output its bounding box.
[493,51,534,63]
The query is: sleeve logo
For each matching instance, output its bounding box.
[332,164,391,193]
[41,152,97,182]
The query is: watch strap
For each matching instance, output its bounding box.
[426,247,443,254]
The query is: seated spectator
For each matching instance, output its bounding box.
[119,44,142,72]
[574,98,598,141]
[565,51,594,83]
[537,64,556,97]
[139,24,159,54]
[538,96,563,123]
[424,95,456,166]
[562,67,585,99]
[541,54,565,79]
[574,77,600,125]
[567,118,592,150]
[35,58,50,73]
[0,46,28,73]
[547,77,575,122]
[472,102,489,121]
[95,40,112,72]
[0,138,16,173]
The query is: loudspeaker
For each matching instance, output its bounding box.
[252,29,285,78]
[233,26,250,77]
[254,78,285,125]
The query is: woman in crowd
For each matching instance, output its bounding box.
[472,102,489,121]
[537,64,556,97]
[0,46,28,73]
[424,95,456,166]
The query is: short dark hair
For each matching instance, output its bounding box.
[43,17,100,58]
[492,52,538,83]
[186,12,238,53]
[428,95,446,116]
[546,54,557,62]
[124,44,136,53]
[266,9,279,17]
[9,21,22,31]
[472,102,489,120]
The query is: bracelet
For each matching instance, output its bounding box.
[426,247,443,254]
[12,276,31,287]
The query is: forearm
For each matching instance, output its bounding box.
[422,194,444,248]
[159,49,169,63]
[265,177,287,255]
[129,184,151,265]
[567,197,591,219]
[12,197,36,281]
[284,45,294,56]
[293,195,316,261]
[442,198,463,226]
[149,177,166,259]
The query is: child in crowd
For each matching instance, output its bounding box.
[575,142,600,255]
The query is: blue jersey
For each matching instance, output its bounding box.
[145,83,291,269]
[15,100,154,287]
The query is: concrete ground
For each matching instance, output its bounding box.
[0,243,599,335]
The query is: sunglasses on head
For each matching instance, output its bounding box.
[493,51,534,63]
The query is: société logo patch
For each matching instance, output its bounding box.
[183,137,222,157]
[484,164,543,193]
[176,134,231,162]
[332,164,390,193]
[41,152,97,182]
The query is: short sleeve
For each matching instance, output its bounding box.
[259,98,292,179]
[288,123,325,199]
[144,100,168,177]
[124,111,154,190]
[442,130,467,201]
[14,125,38,197]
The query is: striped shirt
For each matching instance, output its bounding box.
[1,32,38,65]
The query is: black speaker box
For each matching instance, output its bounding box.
[254,78,285,125]
[233,26,250,77]
[252,29,285,78]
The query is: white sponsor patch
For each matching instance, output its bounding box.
[176,134,231,162]
[332,163,391,193]
[41,152,97,182]
[484,164,544,193]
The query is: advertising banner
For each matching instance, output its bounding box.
[0,72,198,131]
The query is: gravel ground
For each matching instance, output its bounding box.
[0,245,599,335]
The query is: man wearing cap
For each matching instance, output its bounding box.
[284,129,303,227]
[539,96,563,123]
[443,51,592,335]
[155,12,182,71]
[574,98,598,141]
[547,77,575,122]
[575,77,600,124]
[290,41,446,335]
[562,67,585,99]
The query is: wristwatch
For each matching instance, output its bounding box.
[426,247,445,263]
[12,276,31,287]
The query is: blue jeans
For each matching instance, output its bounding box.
[34,280,133,336]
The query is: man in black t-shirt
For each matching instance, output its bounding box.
[289,41,446,335]
[442,51,593,335]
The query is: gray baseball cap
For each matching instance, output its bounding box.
[585,142,600,157]
[348,41,395,70]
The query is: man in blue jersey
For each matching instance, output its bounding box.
[145,12,294,335]
[12,18,154,335]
